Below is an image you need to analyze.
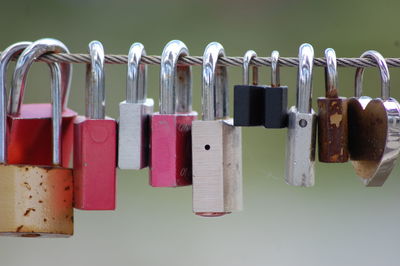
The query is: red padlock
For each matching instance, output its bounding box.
[150,40,198,187]
[73,41,117,210]
[7,38,76,167]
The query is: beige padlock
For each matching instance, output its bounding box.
[192,42,243,217]
[0,41,73,237]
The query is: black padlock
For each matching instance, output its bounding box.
[263,50,288,128]
[234,50,264,126]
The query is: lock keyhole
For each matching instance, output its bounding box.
[204,144,211,151]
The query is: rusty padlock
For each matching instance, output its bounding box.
[149,40,198,187]
[317,48,348,163]
[348,50,400,186]
[0,42,73,237]
[73,41,117,210]
[7,38,77,167]
[192,42,243,217]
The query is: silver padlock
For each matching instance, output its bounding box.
[285,43,316,187]
[192,42,243,217]
[118,43,154,169]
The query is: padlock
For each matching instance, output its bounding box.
[0,42,73,237]
[234,50,264,126]
[264,50,288,128]
[150,40,198,187]
[285,43,316,187]
[348,50,400,186]
[73,41,117,210]
[192,42,243,217]
[118,42,154,169]
[317,48,348,163]
[7,38,77,167]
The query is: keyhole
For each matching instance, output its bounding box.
[204,144,211,151]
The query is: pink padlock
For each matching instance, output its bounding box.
[150,40,198,187]
[73,41,117,210]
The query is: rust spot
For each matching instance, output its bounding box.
[23,208,36,216]
[38,200,43,203]
[64,186,70,191]
[71,216,74,222]
[23,182,31,190]
[16,225,23,232]
[21,233,40,238]
[43,218,47,222]
[39,182,43,186]
[29,195,32,199]
[63,199,66,203]
[44,189,47,192]
[25,167,29,171]
[65,215,69,219]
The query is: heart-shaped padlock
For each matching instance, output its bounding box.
[348,50,400,187]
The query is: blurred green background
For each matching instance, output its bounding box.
[1,0,400,265]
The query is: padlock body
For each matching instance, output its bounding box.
[150,112,197,187]
[73,116,117,210]
[7,103,76,167]
[192,119,242,216]
[0,164,73,237]
[285,106,316,187]
[234,85,264,126]
[264,86,288,128]
[118,98,154,169]
[317,97,348,163]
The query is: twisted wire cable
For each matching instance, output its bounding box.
[9,52,400,68]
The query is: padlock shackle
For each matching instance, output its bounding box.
[86,41,105,119]
[159,40,192,114]
[296,43,314,113]
[355,50,390,100]
[0,42,32,164]
[242,50,258,86]
[126,43,147,104]
[8,38,72,117]
[324,48,338,98]
[271,50,280,88]
[202,42,228,121]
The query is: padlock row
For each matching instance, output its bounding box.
[0,38,398,238]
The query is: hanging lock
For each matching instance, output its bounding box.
[150,40,198,187]
[285,43,316,187]
[73,41,117,210]
[0,42,73,237]
[348,50,400,186]
[264,51,288,128]
[317,48,348,163]
[234,50,264,126]
[7,38,77,167]
[118,43,153,169]
[192,42,243,217]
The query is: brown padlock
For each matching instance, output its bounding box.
[317,48,348,163]
[0,42,73,237]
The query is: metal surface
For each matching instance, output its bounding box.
[355,50,390,100]
[324,48,338,98]
[242,50,258,85]
[119,42,153,169]
[348,50,400,186]
[296,43,314,113]
[202,42,228,121]
[159,40,192,114]
[0,42,31,164]
[271,50,280,87]
[9,38,72,115]
[86,41,105,119]
[285,43,316,187]
[127,42,147,103]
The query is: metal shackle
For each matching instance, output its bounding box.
[127,42,147,103]
[296,43,314,113]
[271,50,280,87]
[355,50,390,100]
[242,50,258,85]
[86,40,105,119]
[9,38,72,116]
[159,40,192,114]
[202,42,228,121]
[325,48,338,98]
[0,42,32,164]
